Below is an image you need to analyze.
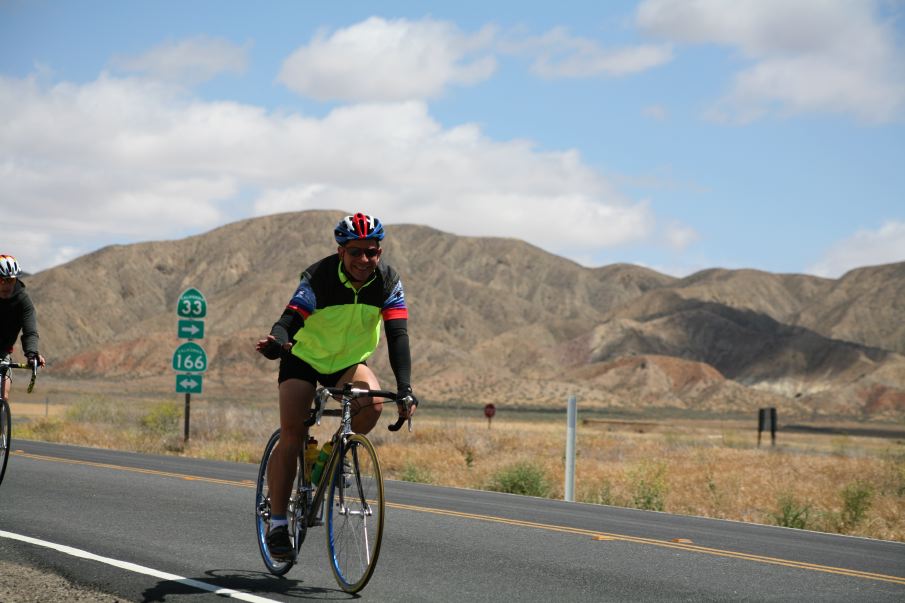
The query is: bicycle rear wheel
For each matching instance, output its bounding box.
[255,428,305,575]
[325,434,385,593]
[0,399,9,487]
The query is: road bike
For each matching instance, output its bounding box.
[0,358,39,487]
[255,383,413,593]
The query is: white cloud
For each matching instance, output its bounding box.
[110,36,250,85]
[664,222,699,250]
[278,17,497,101]
[0,231,50,277]
[251,102,657,255]
[810,221,905,277]
[637,0,905,122]
[502,26,672,78]
[642,104,668,120]
[1,70,666,273]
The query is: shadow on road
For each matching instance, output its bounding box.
[140,568,357,601]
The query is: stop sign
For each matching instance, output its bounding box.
[484,403,496,418]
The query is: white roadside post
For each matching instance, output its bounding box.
[565,394,577,502]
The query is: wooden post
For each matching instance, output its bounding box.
[184,393,191,442]
[770,407,777,447]
[757,408,765,447]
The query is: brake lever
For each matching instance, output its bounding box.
[27,361,37,394]
[387,395,414,432]
[315,388,329,425]
[305,388,329,427]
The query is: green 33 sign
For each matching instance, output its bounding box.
[177,288,207,318]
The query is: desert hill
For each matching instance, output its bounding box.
[22,209,905,419]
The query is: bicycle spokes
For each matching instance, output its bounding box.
[326,435,385,593]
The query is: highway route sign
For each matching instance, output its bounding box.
[176,374,203,394]
[172,342,208,373]
[177,288,207,318]
[177,319,205,340]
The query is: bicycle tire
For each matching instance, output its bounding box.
[325,434,385,593]
[0,399,9,487]
[255,428,305,575]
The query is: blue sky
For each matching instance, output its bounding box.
[2,0,903,277]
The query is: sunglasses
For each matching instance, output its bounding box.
[0,277,15,284]
[344,247,381,259]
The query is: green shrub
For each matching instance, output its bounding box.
[884,454,905,497]
[840,481,873,531]
[772,494,811,529]
[463,448,475,468]
[140,402,181,435]
[586,481,615,506]
[17,418,63,440]
[629,461,668,511]
[66,396,130,424]
[400,462,433,484]
[487,462,552,497]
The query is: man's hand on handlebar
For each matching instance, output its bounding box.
[26,353,45,369]
[398,393,417,420]
[388,389,418,432]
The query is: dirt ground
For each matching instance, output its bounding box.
[0,561,123,602]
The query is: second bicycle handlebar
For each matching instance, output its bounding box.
[306,384,416,432]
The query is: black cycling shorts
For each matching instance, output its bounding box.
[278,351,365,387]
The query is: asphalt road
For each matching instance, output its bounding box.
[1,440,903,602]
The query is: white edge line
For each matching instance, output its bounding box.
[0,529,280,603]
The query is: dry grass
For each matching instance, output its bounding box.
[10,392,905,542]
[372,416,905,541]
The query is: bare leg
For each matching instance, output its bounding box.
[337,364,383,434]
[268,378,315,516]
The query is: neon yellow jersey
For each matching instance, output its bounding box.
[286,255,408,374]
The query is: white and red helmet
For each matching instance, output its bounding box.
[0,255,21,278]
[334,213,385,244]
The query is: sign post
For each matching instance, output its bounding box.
[565,395,577,502]
[757,407,777,447]
[484,403,496,429]
[174,288,207,442]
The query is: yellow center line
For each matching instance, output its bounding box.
[16,450,905,586]
[14,451,256,488]
[388,502,905,585]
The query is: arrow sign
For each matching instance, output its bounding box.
[172,342,208,373]
[176,374,203,394]
[177,319,205,340]
[177,287,207,318]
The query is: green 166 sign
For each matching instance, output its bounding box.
[173,342,208,373]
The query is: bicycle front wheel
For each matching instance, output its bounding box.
[255,428,304,576]
[0,399,10,487]
[325,434,385,593]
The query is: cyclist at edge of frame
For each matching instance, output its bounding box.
[0,254,46,401]
[255,211,417,560]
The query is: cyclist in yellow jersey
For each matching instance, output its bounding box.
[255,213,416,559]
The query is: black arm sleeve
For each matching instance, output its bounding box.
[270,308,305,347]
[385,318,411,392]
[20,294,39,357]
